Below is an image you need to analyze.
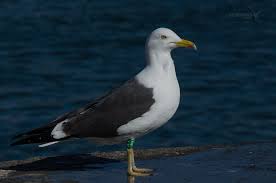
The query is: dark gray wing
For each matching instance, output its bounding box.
[62,78,155,138]
[11,78,154,146]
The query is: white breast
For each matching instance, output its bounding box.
[117,61,180,137]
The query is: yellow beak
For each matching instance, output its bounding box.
[175,39,197,50]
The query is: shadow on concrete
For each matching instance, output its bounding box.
[1,145,216,172]
[2,154,119,171]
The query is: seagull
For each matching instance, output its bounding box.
[11,28,196,176]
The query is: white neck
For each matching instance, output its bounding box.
[145,48,175,75]
[146,47,174,71]
[136,48,178,88]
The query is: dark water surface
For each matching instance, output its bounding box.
[0,0,276,161]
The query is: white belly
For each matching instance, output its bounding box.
[117,65,180,138]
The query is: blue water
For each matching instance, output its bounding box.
[0,0,275,161]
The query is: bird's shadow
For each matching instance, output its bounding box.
[2,154,120,171]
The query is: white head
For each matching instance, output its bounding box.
[145,28,196,67]
[146,27,197,53]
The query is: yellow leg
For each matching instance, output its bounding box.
[127,148,153,176]
[130,149,154,173]
[127,175,135,183]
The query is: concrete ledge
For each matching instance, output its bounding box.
[0,144,225,171]
[0,142,275,183]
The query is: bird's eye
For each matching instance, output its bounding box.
[160,35,167,39]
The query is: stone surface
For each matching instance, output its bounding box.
[0,143,276,183]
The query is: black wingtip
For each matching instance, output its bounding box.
[11,131,32,146]
[10,141,18,146]
[10,136,28,146]
[10,140,22,146]
[12,133,25,140]
[10,132,26,146]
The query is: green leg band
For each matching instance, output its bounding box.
[127,138,135,149]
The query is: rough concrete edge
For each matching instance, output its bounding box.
[90,144,228,161]
[12,140,275,182]
[0,144,227,168]
[0,141,273,182]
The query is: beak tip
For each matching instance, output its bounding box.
[193,44,197,51]
[176,39,197,50]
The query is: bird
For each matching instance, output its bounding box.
[11,28,197,176]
